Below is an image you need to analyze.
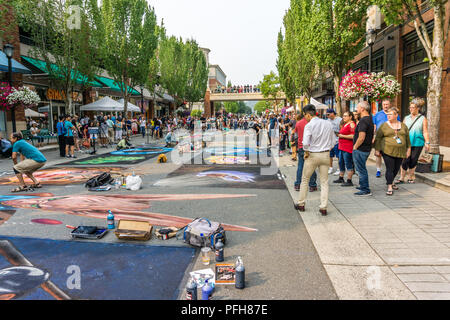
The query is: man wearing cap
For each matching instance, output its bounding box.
[326,109,342,175]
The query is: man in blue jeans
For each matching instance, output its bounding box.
[294,114,317,192]
[353,101,374,196]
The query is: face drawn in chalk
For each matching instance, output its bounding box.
[73,156,145,165]
[196,171,256,183]
[205,156,250,165]
[0,194,52,226]
[1,194,258,232]
[0,168,123,185]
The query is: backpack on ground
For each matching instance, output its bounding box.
[177,218,226,248]
[85,172,114,188]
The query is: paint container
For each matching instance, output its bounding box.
[215,239,224,262]
[185,276,197,300]
[107,210,115,229]
[201,247,211,265]
[201,279,213,300]
[235,256,245,289]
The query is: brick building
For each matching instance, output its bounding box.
[312,4,450,148]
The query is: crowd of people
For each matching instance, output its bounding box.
[213,85,261,94]
[3,97,429,202]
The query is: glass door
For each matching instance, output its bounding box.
[402,71,428,119]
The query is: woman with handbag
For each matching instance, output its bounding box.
[396,98,430,184]
[374,107,411,196]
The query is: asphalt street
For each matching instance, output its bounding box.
[0,131,338,300]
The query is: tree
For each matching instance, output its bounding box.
[305,0,369,115]
[96,0,158,114]
[375,1,449,154]
[14,0,102,113]
[259,71,283,112]
[184,39,209,111]
[224,101,239,114]
[280,1,324,101]
[159,35,188,105]
[254,100,272,115]
[277,29,298,104]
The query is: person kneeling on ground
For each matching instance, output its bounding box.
[117,136,132,150]
[10,132,47,192]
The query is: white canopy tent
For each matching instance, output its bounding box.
[80,96,124,112]
[25,108,46,118]
[117,98,141,113]
[38,105,49,113]
[310,97,329,110]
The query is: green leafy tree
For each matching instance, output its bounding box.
[254,100,272,115]
[184,39,209,111]
[14,0,102,113]
[224,101,239,114]
[375,1,449,154]
[96,0,158,114]
[280,1,324,102]
[259,71,283,112]
[305,0,369,115]
[277,29,298,104]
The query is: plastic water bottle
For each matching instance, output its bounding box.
[201,279,213,300]
[107,210,115,229]
[185,276,197,300]
[215,239,224,262]
[235,256,245,289]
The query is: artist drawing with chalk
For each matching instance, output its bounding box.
[9,132,47,192]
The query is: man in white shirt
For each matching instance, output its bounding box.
[295,104,336,216]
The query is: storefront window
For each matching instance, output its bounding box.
[402,71,428,119]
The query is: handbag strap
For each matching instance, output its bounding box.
[407,114,422,131]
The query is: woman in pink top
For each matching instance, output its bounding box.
[334,111,356,187]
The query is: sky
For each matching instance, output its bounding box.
[149,0,290,86]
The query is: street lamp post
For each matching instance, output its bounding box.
[3,44,16,133]
[366,28,377,73]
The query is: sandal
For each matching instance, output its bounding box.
[386,190,394,196]
[392,184,399,190]
[407,179,415,184]
[30,183,42,189]
[395,179,405,184]
[11,185,29,193]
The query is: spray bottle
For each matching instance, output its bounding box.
[107,210,115,229]
[235,256,245,289]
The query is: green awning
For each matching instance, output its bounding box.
[95,76,140,95]
[21,56,104,87]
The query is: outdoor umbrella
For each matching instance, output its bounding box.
[310,97,328,110]
[25,108,46,118]
[117,98,141,113]
[80,96,124,112]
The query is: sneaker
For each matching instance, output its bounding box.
[333,177,344,183]
[328,167,334,174]
[354,191,372,196]
[376,170,381,178]
[71,155,77,158]
[333,171,341,176]
[341,181,354,187]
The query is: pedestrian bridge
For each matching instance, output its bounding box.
[209,92,286,102]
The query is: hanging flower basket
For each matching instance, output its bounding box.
[370,72,401,101]
[7,86,41,109]
[339,70,401,101]
[339,70,374,100]
[0,82,14,111]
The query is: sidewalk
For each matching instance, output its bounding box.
[279,154,450,300]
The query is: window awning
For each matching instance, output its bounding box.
[0,51,31,74]
[21,56,104,87]
[95,76,140,95]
